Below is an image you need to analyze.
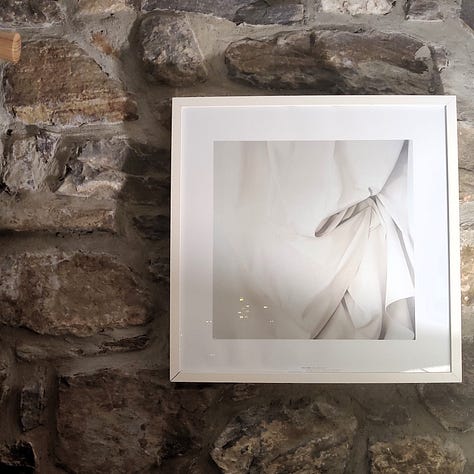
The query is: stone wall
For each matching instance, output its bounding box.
[0,0,473,472]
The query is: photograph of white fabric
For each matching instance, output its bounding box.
[213,140,415,340]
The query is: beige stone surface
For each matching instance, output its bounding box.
[4,40,137,127]
[370,437,466,473]
[0,193,118,233]
[0,252,150,336]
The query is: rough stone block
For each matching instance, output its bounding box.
[0,193,118,233]
[76,0,138,15]
[0,0,63,26]
[15,328,151,361]
[418,341,474,432]
[56,137,170,204]
[56,137,167,197]
[4,39,137,127]
[211,399,357,473]
[233,1,304,25]
[369,437,466,473]
[1,131,62,194]
[56,369,218,472]
[405,0,443,20]
[139,12,207,86]
[142,0,247,16]
[143,0,304,24]
[320,0,393,15]
[0,252,150,336]
[225,29,444,94]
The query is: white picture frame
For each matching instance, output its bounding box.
[170,95,461,383]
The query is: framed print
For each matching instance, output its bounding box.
[170,95,461,383]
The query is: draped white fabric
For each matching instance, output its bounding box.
[213,140,415,340]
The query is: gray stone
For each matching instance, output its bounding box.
[142,0,254,19]
[0,441,36,473]
[461,0,474,30]
[405,0,443,21]
[234,1,304,25]
[0,252,150,337]
[211,399,357,473]
[139,12,207,87]
[20,378,46,431]
[225,29,444,94]
[320,0,393,15]
[143,0,304,24]
[1,131,62,194]
[0,0,63,26]
[4,39,137,127]
[369,436,466,473]
[15,328,151,361]
[56,137,169,200]
[418,341,474,432]
[56,369,219,473]
[76,0,138,15]
[57,148,127,200]
[459,122,474,172]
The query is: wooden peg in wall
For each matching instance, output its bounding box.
[0,30,21,63]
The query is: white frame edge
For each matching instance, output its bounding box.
[170,97,182,380]
[445,96,462,383]
[170,95,462,384]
